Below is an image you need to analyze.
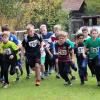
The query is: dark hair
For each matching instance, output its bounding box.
[77,33,84,39]
[1,24,9,32]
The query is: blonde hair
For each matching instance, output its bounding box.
[40,24,47,29]
[53,24,62,32]
[57,31,67,38]
[26,24,34,30]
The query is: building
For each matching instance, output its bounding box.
[62,0,86,34]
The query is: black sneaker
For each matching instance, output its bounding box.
[20,69,23,76]
[41,74,45,80]
[97,81,100,86]
[64,81,72,86]
[16,77,20,82]
[71,76,76,81]
[26,75,31,79]
[56,74,60,79]
[81,81,85,85]
[44,72,49,77]
[68,81,72,86]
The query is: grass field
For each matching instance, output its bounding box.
[0,68,100,100]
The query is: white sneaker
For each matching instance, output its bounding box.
[3,83,9,88]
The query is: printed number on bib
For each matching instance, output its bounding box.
[78,47,84,53]
[58,50,67,55]
[91,47,99,53]
[4,48,11,55]
[29,40,38,47]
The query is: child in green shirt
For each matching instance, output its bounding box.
[2,32,19,88]
[84,28,100,86]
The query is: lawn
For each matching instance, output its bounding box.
[0,68,100,100]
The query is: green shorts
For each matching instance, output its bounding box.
[41,56,45,65]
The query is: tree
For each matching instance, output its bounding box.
[30,0,66,31]
[85,0,100,15]
[0,0,23,29]
[0,0,23,18]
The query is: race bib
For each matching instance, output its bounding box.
[4,48,12,55]
[28,40,38,47]
[58,49,67,55]
[78,47,84,54]
[90,47,99,53]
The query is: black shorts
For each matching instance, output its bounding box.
[26,57,40,68]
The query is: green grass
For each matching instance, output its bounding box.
[0,68,100,100]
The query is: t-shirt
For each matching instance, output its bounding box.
[84,37,100,59]
[42,32,53,43]
[74,43,85,59]
[22,33,42,57]
[51,34,58,43]
[9,33,19,45]
[2,41,19,60]
[55,42,71,62]
[66,39,75,48]
[51,33,58,54]
[42,32,53,54]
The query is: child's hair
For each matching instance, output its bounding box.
[77,33,84,39]
[1,24,9,32]
[56,31,67,38]
[53,24,62,32]
[82,26,88,32]
[40,24,47,29]
[90,28,98,34]
[26,24,34,30]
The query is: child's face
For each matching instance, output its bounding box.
[82,30,88,38]
[54,30,60,35]
[2,35,9,43]
[40,27,47,34]
[27,27,35,37]
[78,36,84,43]
[91,30,98,38]
[58,36,66,45]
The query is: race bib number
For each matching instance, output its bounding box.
[4,48,11,55]
[78,47,84,54]
[28,40,38,47]
[90,47,99,53]
[58,49,67,55]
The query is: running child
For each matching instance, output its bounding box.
[84,28,100,86]
[22,24,43,86]
[75,34,87,85]
[2,32,19,88]
[55,31,75,85]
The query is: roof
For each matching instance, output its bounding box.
[62,0,85,11]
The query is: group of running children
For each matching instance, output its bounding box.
[0,24,100,88]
